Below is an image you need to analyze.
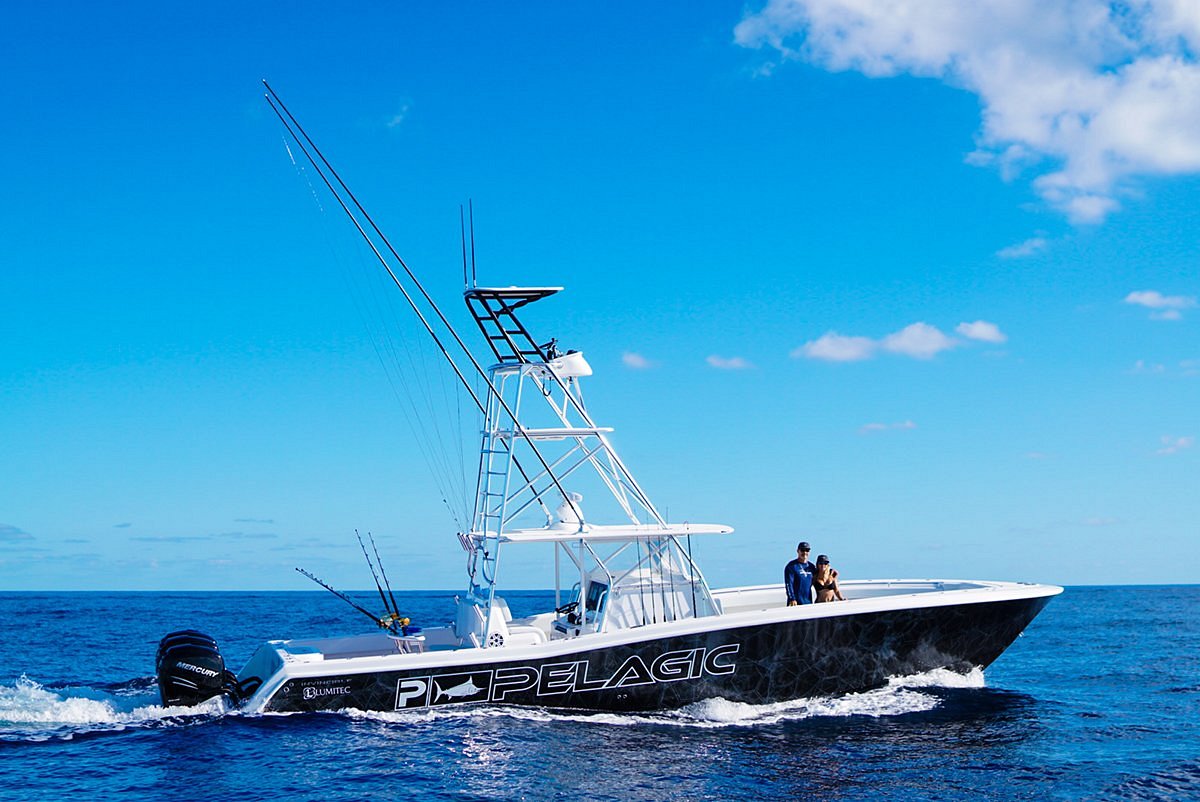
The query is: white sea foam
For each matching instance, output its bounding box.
[0,675,228,740]
[344,667,984,729]
[4,666,986,736]
[888,666,986,689]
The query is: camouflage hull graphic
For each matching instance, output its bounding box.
[267,596,1051,714]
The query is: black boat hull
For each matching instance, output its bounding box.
[263,595,1052,713]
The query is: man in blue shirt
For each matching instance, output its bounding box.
[785,541,816,605]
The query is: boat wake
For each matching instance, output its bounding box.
[344,667,987,729]
[2,667,986,740]
[0,675,229,742]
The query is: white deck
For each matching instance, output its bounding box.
[712,579,1030,615]
[265,579,1058,664]
[238,578,1062,712]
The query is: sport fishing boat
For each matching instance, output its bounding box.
[155,85,1062,715]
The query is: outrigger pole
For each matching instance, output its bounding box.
[263,80,573,523]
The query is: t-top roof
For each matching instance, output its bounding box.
[464,286,563,301]
[481,523,735,544]
[464,287,565,363]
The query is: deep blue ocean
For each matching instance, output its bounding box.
[1,586,1197,801]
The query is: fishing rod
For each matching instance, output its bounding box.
[263,82,573,520]
[295,566,396,630]
[355,529,395,618]
[369,531,402,618]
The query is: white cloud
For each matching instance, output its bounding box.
[1124,289,1197,309]
[955,320,1008,343]
[706,355,754,369]
[622,352,655,369]
[881,322,957,359]
[996,237,1047,259]
[859,420,917,434]
[1157,435,1195,455]
[794,332,877,362]
[735,1,1200,222]
[1130,358,1200,375]
[796,321,996,361]
[386,102,411,129]
[1124,289,1197,320]
[1129,359,1166,374]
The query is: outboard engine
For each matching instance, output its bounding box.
[156,629,236,707]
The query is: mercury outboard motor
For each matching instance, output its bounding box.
[156,629,238,707]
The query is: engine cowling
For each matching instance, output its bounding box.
[156,629,232,707]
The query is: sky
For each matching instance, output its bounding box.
[2,1,1197,592]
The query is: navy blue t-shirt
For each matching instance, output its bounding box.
[785,558,816,604]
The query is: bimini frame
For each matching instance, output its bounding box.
[263,83,731,646]
[458,288,731,646]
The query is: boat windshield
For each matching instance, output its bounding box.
[585,580,608,613]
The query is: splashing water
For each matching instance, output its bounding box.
[889,666,986,689]
[0,675,229,741]
[3,665,988,741]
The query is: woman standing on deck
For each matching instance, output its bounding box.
[813,555,845,602]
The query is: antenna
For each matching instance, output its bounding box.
[460,205,469,290]
[469,199,477,287]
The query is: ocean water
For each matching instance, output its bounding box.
[1,586,1197,801]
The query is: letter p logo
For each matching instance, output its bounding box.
[394,677,430,709]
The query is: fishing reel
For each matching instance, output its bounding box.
[380,612,416,636]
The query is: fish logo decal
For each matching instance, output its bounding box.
[434,677,485,701]
[405,671,493,707]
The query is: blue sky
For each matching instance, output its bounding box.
[2,1,1197,591]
